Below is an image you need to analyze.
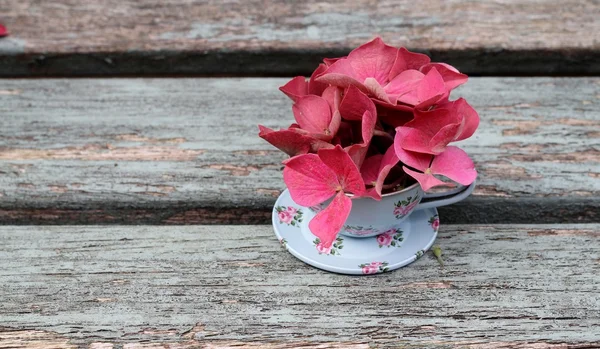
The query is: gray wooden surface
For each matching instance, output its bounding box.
[0,0,599,76]
[1,224,599,348]
[0,77,598,224]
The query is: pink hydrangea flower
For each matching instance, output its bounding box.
[284,145,366,248]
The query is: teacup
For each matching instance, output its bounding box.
[316,181,476,238]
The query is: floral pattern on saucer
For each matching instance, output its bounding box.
[428,214,440,231]
[313,237,344,255]
[272,189,439,275]
[274,205,303,226]
[393,194,420,219]
[376,228,404,248]
[359,261,389,274]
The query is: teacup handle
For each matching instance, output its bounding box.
[416,181,476,210]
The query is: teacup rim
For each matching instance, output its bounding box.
[346,182,420,199]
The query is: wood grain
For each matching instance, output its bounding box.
[1,224,599,347]
[0,77,598,224]
[0,0,599,76]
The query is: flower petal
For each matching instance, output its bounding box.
[347,37,398,85]
[361,154,384,185]
[292,95,333,135]
[339,85,377,121]
[393,144,432,172]
[279,76,308,102]
[384,69,425,104]
[323,56,346,66]
[389,47,431,79]
[364,77,392,104]
[403,166,450,191]
[321,86,342,114]
[0,24,9,38]
[370,146,400,199]
[430,146,477,186]
[258,125,311,156]
[316,37,397,89]
[283,154,339,206]
[308,191,352,248]
[421,63,467,90]
[308,63,329,96]
[315,59,364,90]
[396,107,462,154]
[318,145,366,196]
[450,98,480,141]
[414,67,447,109]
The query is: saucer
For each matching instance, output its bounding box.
[272,189,439,275]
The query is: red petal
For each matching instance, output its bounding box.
[430,146,477,186]
[0,24,8,37]
[323,56,346,66]
[308,191,353,248]
[384,69,425,104]
[321,86,342,114]
[339,85,377,121]
[316,37,397,90]
[372,146,400,198]
[258,125,311,156]
[393,144,432,172]
[360,110,377,144]
[292,95,333,135]
[283,154,339,206]
[315,59,364,90]
[414,67,447,109]
[389,47,431,79]
[318,145,366,196]
[450,98,480,141]
[403,166,450,191]
[308,63,329,96]
[363,77,391,104]
[346,37,398,85]
[279,76,308,102]
[396,107,462,154]
[361,154,384,185]
[421,63,467,90]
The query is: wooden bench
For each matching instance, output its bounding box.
[0,1,599,348]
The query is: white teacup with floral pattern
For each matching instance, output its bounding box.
[311,181,476,238]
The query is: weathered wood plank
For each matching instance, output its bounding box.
[1,224,599,348]
[0,0,599,76]
[0,77,598,224]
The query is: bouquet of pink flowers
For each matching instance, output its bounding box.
[259,38,478,248]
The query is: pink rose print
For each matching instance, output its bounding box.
[278,210,293,224]
[316,242,332,255]
[376,232,394,246]
[275,205,304,226]
[428,214,440,230]
[362,265,379,274]
[376,228,403,248]
[359,261,389,274]
[394,195,420,219]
